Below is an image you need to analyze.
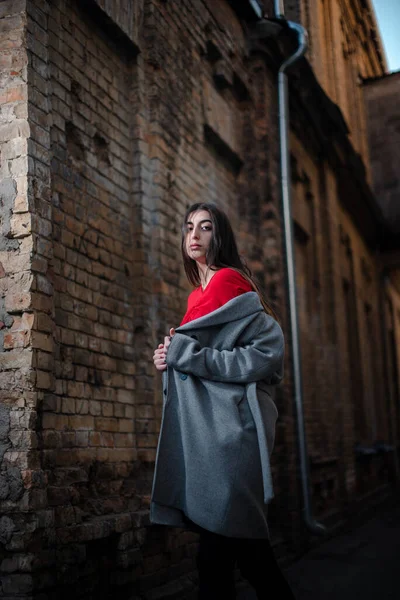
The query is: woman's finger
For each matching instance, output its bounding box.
[153,340,169,371]
[153,347,165,361]
[154,357,167,371]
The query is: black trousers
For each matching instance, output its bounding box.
[197,528,296,600]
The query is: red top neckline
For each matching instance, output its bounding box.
[180,268,253,326]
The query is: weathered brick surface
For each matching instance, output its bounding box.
[287,0,386,170]
[0,3,47,596]
[363,72,400,234]
[47,0,140,526]
[1,0,399,598]
[363,71,400,498]
[0,0,33,497]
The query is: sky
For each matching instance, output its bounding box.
[371,0,400,72]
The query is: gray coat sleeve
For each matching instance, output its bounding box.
[165,318,284,384]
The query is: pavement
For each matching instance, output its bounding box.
[237,495,400,599]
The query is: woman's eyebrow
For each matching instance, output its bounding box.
[186,219,212,225]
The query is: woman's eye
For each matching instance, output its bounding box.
[202,226,212,231]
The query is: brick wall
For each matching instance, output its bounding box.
[0,0,398,598]
[39,0,153,595]
[363,71,400,490]
[0,0,296,597]
[289,134,343,517]
[288,0,385,167]
[0,1,41,596]
[363,72,400,234]
[289,119,398,513]
[48,0,138,514]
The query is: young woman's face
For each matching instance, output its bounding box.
[185,209,213,264]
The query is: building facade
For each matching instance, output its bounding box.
[363,69,400,486]
[0,0,399,598]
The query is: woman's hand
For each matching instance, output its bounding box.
[153,328,175,372]
[153,343,167,371]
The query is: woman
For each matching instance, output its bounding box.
[151,203,295,599]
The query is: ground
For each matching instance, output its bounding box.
[238,494,400,599]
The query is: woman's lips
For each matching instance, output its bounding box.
[190,245,201,249]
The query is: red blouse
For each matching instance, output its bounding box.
[180,268,253,326]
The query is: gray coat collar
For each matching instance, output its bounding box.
[176,291,263,331]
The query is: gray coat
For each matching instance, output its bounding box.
[150,292,284,539]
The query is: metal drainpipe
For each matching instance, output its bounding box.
[273,1,327,535]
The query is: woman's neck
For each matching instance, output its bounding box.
[197,263,218,290]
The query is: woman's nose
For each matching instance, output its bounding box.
[191,228,200,239]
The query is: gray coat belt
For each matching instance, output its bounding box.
[150,292,285,538]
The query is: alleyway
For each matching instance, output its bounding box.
[238,496,400,600]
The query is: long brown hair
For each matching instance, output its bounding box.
[181,203,278,320]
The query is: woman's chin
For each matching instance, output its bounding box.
[189,252,206,262]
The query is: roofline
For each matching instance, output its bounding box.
[364,0,389,73]
[363,68,400,85]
